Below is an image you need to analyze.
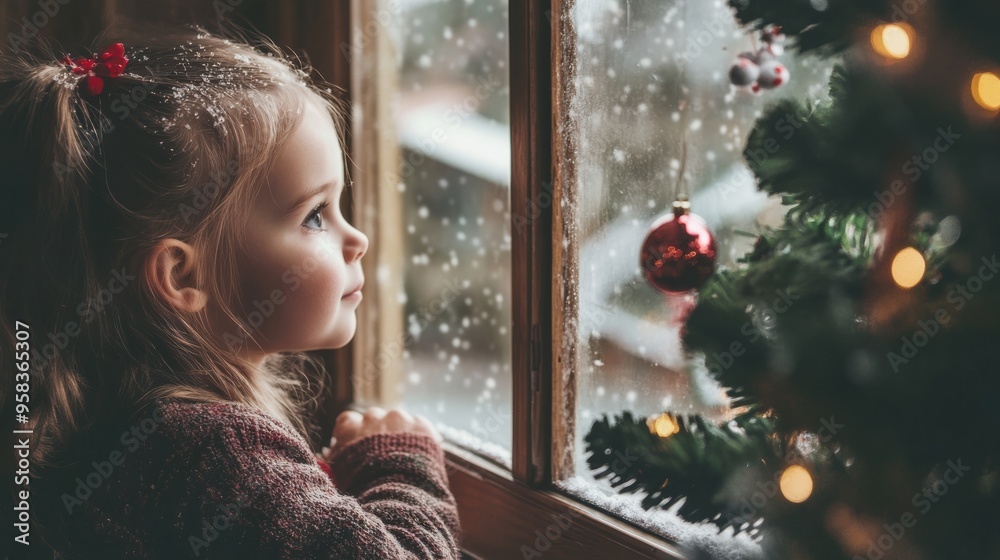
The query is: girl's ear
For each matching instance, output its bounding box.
[143,239,209,313]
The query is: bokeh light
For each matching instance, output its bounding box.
[891,247,926,289]
[871,24,912,60]
[972,72,1000,111]
[651,413,680,438]
[780,465,814,504]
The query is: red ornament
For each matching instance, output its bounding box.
[640,197,717,294]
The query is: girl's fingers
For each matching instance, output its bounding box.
[384,409,413,431]
[333,408,443,446]
[363,406,387,421]
[414,415,443,442]
[336,410,362,425]
[333,411,362,440]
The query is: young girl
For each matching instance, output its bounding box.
[1,28,460,559]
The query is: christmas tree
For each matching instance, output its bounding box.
[585,1,1000,558]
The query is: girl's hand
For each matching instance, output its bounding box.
[321,407,443,460]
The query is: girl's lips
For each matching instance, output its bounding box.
[342,288,363,300]
[342,280,364,299]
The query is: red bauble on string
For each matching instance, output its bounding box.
[640,197,717,294]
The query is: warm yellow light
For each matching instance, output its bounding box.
[871,24,912,60]
[651,414,680,438]
[891,247,926,289]
[780,465,814,504]
[972,72,1000,111]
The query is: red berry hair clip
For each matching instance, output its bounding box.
[60,43,129,96]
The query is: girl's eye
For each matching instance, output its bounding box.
[302,202,330,231]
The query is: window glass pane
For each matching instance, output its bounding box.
[559,0,835,544]
[364,0,512,462]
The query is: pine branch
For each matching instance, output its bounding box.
[584,411,781,533]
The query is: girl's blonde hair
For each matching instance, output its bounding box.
[0,28,347,476]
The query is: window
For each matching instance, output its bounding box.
[340,0,835,558]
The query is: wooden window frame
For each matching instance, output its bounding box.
[283,1,689,558]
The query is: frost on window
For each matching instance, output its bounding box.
[376,0,512,461]
[560,0,835,547]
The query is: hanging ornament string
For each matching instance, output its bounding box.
[674,139,688,202]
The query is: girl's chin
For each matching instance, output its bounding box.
[327,324,358,349]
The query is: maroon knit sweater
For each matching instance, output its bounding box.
[34,399,461,559]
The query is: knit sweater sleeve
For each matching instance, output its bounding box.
[153,400,461,560]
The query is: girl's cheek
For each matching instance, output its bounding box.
[291,256,347,308]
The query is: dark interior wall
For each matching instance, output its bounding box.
[2,0,270,49]
[1,0,349,92]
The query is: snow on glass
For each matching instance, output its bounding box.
[564,0,835,547]
[380,0,513,458]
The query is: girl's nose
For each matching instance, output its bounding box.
[345,227,368,264]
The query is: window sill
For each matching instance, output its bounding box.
[444,443,687,560]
